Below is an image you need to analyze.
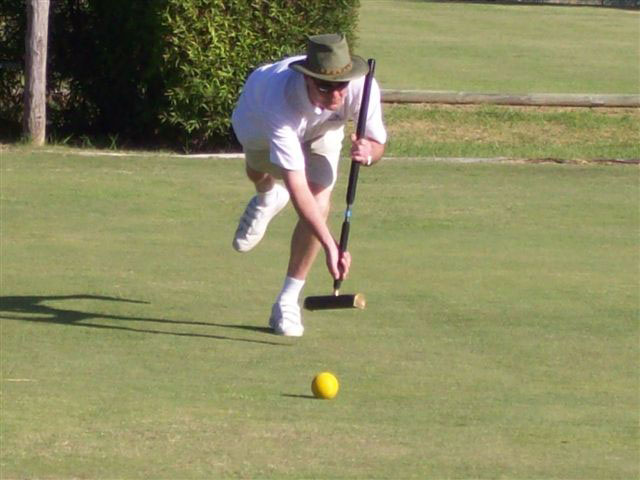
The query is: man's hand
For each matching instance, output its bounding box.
[350,134,384,166]
[325,242,351,281]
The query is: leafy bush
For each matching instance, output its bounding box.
[160,0,360,150]
[0,0,26,139]
[0,0,360,150]
[48,0,168,144]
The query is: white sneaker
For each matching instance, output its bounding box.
[232,184,289,253]
[269,302,304,337]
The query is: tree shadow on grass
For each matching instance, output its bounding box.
[0,294,287,346]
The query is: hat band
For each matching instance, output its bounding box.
[315,61,352,76]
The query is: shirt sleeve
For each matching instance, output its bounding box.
[363,79,387,145]
[268,120,305,171]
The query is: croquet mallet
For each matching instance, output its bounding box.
[303,58,376,311]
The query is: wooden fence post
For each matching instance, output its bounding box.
[23,0,50,146]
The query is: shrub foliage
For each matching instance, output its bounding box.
[0,0,25,138]
[161,0,360,149]
[0,0,360,150]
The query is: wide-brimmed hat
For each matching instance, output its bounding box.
[289,33,369,82]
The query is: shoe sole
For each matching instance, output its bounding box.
[269,316,303,337]
[273,327,304,337]
[269,303,303,337]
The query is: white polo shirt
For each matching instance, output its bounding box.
[232,56,387,171]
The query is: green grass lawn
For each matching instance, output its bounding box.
[380,104,640,159]
[1,148,638,478]
[358,1,640,94]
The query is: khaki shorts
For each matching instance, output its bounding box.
[245,126,344,189]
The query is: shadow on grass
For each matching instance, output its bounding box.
[0,294,288,347]
[282,393,317,400]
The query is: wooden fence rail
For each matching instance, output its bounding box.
[381,90,640,107]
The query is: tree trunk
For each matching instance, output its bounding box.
[23,0,50,146]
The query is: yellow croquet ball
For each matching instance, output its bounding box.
[311,372,339,400]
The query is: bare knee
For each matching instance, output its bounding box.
[309,181,332,219]
[246,165,274,193]
[317,197,331,219]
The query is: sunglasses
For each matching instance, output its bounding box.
[313,79,349,94]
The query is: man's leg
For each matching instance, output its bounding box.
[286,181,332,280]
[270,128,342,336]
[232,153,289,253]
[270,181,333,337]
[245,164,274,193]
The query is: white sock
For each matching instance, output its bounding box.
[276,276,305,305]
[257,184,279,207]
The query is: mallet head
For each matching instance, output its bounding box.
[303,293,366,311]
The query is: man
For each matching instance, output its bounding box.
[231,33,386,337]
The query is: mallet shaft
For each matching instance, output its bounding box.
[303,59,376,312]
[333,59,375,293]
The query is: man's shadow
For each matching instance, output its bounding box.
[0,294,287,346]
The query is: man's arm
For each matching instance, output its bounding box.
[281,168,347,281]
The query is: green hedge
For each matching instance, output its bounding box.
[0,0,168,145]
[161,0,360,150]
[0,0,360,150]
[0,0,25,138]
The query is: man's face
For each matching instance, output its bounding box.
[305,76,349,111]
